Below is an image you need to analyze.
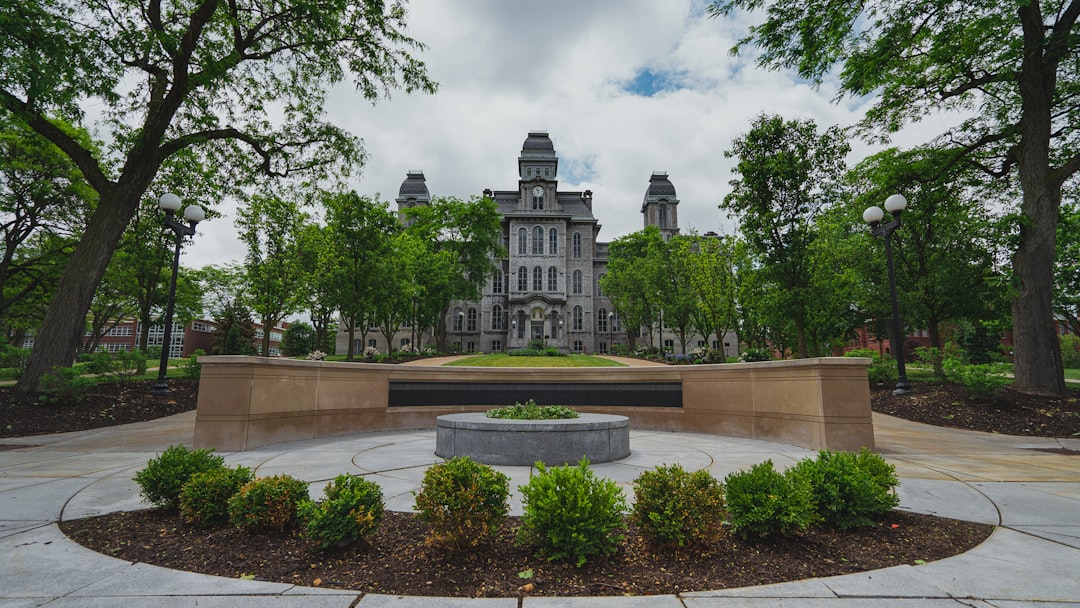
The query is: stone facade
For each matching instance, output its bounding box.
[338,131,738,357]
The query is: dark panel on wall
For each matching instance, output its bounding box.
[388,382,682,408]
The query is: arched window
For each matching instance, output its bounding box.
[549,227,559,255]
[516,310,526,338]
[573,305,583,330]
[452,307,464,332]
[492,304,503,330]
[532,226,544,255]
[492,270,503,294]
[467,308,477,332]
[658,203,668,228]
[547,266,558,291]
[532,190,544,210]
[612,312,620,332]
[572,270,583,294]
[517,266,527,291]
[517,227,527,255]
[532,266,543,291]
[598,308,607,332]
[572,232,582,258]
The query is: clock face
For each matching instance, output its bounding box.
[532,186,544,197]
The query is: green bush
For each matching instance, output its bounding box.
[299,474,384,550]
[943,359,1011,397]
[723,460,819,539]
[0,344,30,372]
[485,400,579,420]
[181,349,205,379]
[517,458,627,567]
[631,464,726,547]
[413,457,509,550]
[113,349,147,380]
[133,445,226,511]
[788,449,900,530]
[1061,334,1080,369]
[179,465,254,527]
[37,366,95,404]
[84,351,116,376]
[228,474,310,533]
[845,348,897,384]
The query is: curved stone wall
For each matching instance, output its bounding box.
[435,413,630,466]
[192,356,874,453]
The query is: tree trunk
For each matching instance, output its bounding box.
[795,318,808,359]
[1011,8,1067,396]
[1010,184,1066,395]
[17,189,139,391]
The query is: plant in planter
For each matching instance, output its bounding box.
[485,400,579,420]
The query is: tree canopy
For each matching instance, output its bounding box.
[710,0,1080,394]
[1,0,436,390]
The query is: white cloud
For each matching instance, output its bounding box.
[184,0,963,268]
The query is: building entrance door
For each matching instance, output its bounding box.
[531,322,544,341]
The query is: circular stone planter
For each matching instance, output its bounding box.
[435,413,630,466]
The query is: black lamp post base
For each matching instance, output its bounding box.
[892,381,912,396]
[151,380,171,395]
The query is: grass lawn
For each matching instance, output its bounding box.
[445,354,626,367]
[1065,368,1080,381]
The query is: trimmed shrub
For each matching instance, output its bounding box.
[845,348,898,385]
[179,465,254,527]
[517,458,627,567]
[631,464,725,547]
[788,449,900,530]
[413,457,510,550]
[739,347,772,362]
[723,460,818,539]
[943,359,1011,397]
[181,349,205,379]
[1062,334,1080,370]
[299,474,384,550]
[228,475,310,533]
[134,445,226,511]
[38,366,94,404]
[485,400,579,420]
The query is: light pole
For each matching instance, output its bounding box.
[457,310,464,354]
[608,311,614,353]
[152,193,205,395]
[863,194,911,395]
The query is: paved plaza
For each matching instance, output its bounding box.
[2,399,1079,606]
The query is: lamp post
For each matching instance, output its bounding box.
[863,194,911,395]
[457,310,464,354]
[608,311,614,353]
[152,193,205,395]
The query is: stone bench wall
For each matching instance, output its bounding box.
[192,356,875,453]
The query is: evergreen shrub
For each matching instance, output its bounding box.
[788,449,899,530]
[517,458,627,567]
[134,445,226,511]
[723,460,818,539]
[179,465,253,527]
[299,474,384,550]
[413,457,509,550]
[631,464,725,547]
[228,475,310,532]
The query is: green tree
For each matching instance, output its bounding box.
[0,116,91,337]
[679,232,743,355]
[319,191,399,360]
[403,196,503,351]
[710,0,1079,394]
[281,321,315,357]
[721,114,850,358]
[295,223,338,355]
[601,228,666,350]
[1055,201,1080,336]
[2,0,436,391]
[211,302,257,356]
[655,235,699,354]
[237,194,310,356]
[845,147,1004,351]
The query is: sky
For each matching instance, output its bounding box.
[185,0,951,269]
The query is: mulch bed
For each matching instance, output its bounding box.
[871,381,1080,438]
[0,379,199,438]
[59,509,992,598]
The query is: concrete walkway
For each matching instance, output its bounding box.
[1,408,1079,606]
